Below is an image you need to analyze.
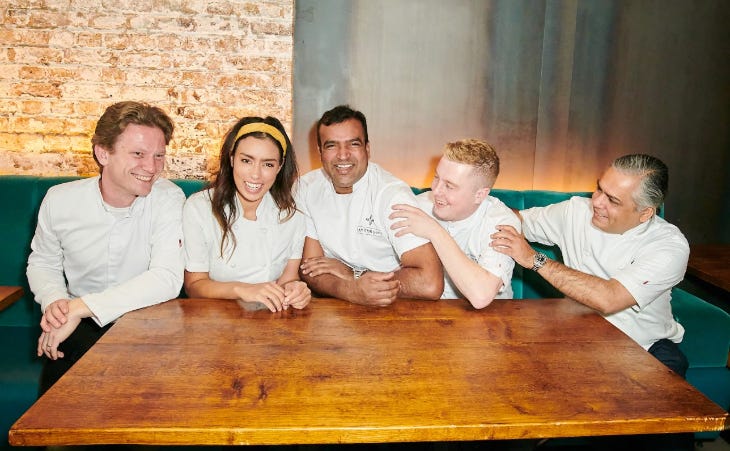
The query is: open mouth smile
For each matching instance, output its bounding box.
[133,174,153,183]
[334,163,354,172]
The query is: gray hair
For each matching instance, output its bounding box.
[611,154,668,210]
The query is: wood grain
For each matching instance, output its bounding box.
[0,285,23,312]
[687,244,730,293]
[9,297,728,446]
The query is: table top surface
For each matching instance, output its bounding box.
[10,297,728,446]
[0,285,23,312]
[687,244,730,292]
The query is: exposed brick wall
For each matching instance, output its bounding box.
[0,0,294,179]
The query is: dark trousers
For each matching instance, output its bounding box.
[648,338,689,378]
[38,317,112,396]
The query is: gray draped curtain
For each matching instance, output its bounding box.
[294,0,729,243]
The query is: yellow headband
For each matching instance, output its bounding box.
[233,123,288,157]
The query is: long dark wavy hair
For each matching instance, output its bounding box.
[209,116,298,257]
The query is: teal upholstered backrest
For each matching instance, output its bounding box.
[174,178,207,197]
[520,191,592,299]
[0,176,44,327]
[489,189,525,211]
[672,287,730,368]
[0,176,83,327]
[492,189,593,299]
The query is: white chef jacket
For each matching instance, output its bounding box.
[183,189,305,283]
[521,196,688,349]
[27,176,185,326]
[297,163,428,273]
[417,191,520,299]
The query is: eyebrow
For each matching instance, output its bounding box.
[597,180,622,204]
[323,137,362,146]
[240,153,279,162]
[434,172,458,188]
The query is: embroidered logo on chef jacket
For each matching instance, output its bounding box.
[357,214,382,237]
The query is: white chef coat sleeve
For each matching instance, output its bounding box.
[26,193,73,313]
[82,187,186,326]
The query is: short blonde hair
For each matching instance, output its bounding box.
[443,139,500,188]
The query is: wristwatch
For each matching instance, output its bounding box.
[531,252,548,271]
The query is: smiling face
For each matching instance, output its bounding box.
[430,156,488,222]
[231,136,282,219]
[94,123,167,208]
[318,118,370,194]
[591,166,653,234]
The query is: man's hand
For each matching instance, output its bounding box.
[490,224,536,268]
[352,271,400,307]
[300,256,353,279]
[282,280,311,309]
[37,316,81,360]
[40,298,71,333]
[37,298,91,360]
[389,204,440,240]
[233,282,287,313]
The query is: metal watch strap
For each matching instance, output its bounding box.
[531,252,548,271]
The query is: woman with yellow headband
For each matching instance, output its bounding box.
[182,116,310,312]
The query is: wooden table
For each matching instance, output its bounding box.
[687,244,730,293]
[0,285,23,312]
[9,297,728,446]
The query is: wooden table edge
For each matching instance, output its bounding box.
[0,285,23,312]
[10,414,729,446]
[687,244,730,293]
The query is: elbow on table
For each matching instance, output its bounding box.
[591,285,636,315]
[586,295,628,315]
[468,295,495,310]
[182,275,206,299]
[465,285,501,309]
[415,277,444,300]
[151,268,184,301]
[594,302,627,316]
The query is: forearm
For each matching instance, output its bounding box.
[83,266,183,326]
[276,259,302,286]
[68,297,93,320]
[395,243,443,300]
[393,266,441,300]
[428,227,501,307]
[301,271,359,303]
[536,259,632,314]
[87,203,186,324]
[185,277,251,300]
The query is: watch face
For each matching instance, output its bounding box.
[532,253,547,271]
